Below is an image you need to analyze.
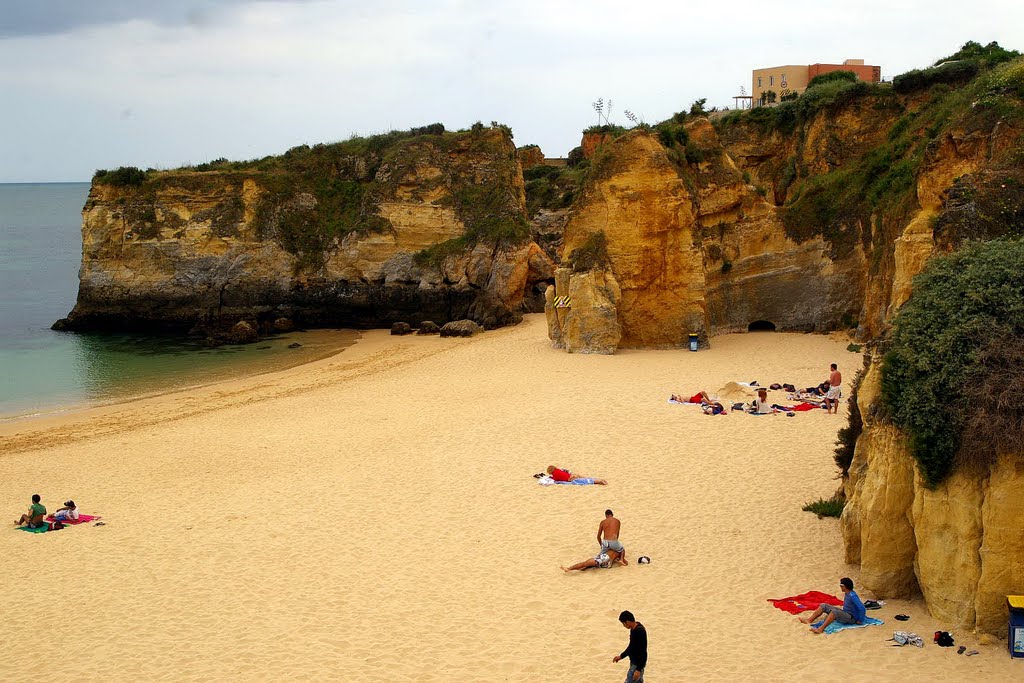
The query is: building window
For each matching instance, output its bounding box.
[781,73,786,81]
[769,75,774,86]
[758,77,762,88]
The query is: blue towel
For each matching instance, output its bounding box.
[812,617,883,634]
[556,478,597,485]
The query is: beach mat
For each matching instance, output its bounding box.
[45,514,100,525]
[768,591,843,614]
[811,617,884,634]
[18,525,50,533]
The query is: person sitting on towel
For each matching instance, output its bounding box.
[52,500,80,522]
[799,577,866,633]
[15,494,46,529]
[547,465,608,485]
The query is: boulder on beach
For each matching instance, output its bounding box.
[391,322,413,335]
[226,320,259,344]
[417,321,441,335]
[440,320,483,338]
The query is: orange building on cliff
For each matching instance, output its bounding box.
[752,59,881,105]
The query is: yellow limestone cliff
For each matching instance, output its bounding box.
[842,360,1024,635]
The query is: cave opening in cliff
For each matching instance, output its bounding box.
[747,320,777,332]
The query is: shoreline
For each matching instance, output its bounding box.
[0,328,361,426]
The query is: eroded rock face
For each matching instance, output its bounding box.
[843,358,1024,635]
[64,129,554,334]
[544,268,621,354]
[550,126,866,348]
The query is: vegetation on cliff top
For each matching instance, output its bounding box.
[92,123,529,272]
[712,43,1024,261]
[881,239,1024,486]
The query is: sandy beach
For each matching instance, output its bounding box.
[0,314,1015,681]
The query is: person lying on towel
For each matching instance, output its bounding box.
[546,465,608,485]
[52,500,80,522]
[799,577,866,633]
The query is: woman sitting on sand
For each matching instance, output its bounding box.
[751,389,775,414]
[546,465,608,485]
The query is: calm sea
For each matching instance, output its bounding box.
[0,183,356,420]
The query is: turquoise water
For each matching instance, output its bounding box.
[0,183,356,420]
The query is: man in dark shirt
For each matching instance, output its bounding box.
[613,611,647,682]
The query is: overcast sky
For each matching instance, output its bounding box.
[1,0,1020,182]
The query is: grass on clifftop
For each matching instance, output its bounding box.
[881,239,1024,486]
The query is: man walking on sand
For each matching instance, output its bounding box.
[613,611,647,682]
[799,577,865,633]
[824,363,842,414]
[598,509,627,566]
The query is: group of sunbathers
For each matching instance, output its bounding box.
[671,363,845,416]
[14,494,78,529]
[14,493,78,532]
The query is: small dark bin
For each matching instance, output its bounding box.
[1010,596,1024,658]
[688,334,699,352]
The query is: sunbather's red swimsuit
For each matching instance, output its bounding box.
[551,468,572,482]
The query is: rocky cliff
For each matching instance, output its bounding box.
[61,126,554,334]
[842,359,1024,636]
[545,55,1024,352]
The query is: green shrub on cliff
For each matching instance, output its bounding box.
[881,239,1024,486]
[93,166,146,187]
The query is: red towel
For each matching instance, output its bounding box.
[768,591,843,614]
[45,514,100,525]
[791,402,818,411]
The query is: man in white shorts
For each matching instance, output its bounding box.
[824,363,842,413]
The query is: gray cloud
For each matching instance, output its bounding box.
[0,0,305,38]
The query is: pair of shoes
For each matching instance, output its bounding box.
[957,645,966,654]
[965,650,979,656]
[894,614,910,621]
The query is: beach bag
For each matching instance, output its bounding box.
[769,383,782,390]
[935,631,955,647]
[48,521,64,531]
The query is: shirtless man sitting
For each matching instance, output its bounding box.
[598,509,628,566]
[561,548,622,572]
